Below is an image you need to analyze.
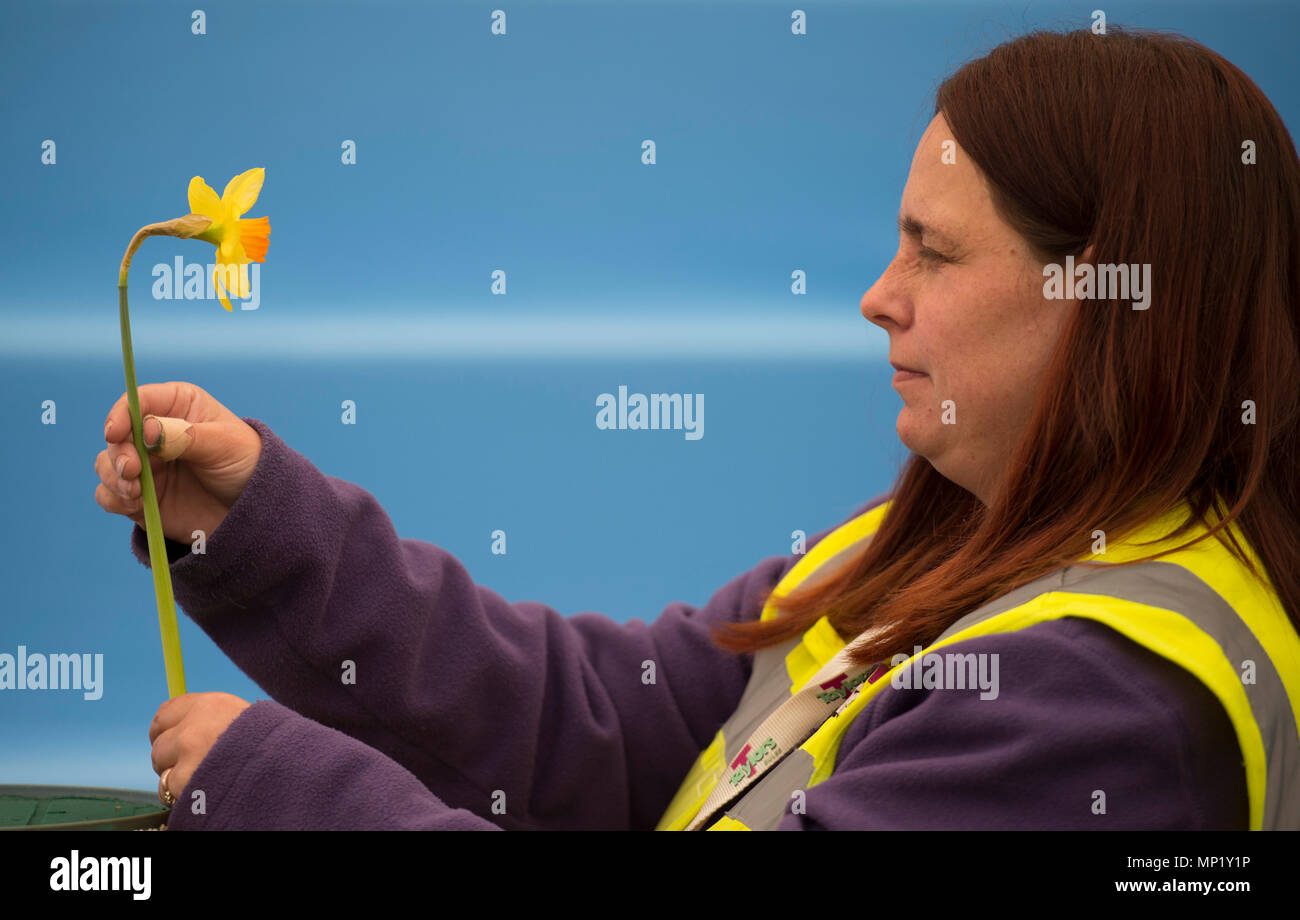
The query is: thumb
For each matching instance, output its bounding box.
[142,415,226,464]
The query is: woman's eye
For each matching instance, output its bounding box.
[919,245,951,264]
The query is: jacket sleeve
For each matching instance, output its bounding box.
[164,699,504,830]
[775,616,1249,830]
[131,416,885,830]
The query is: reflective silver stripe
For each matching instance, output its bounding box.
[711,535,879,771]
[718,636,802,770]
[783,538,870,599]
[708,537,878,800]
[724,749,816,830]
[934,560,1300,830]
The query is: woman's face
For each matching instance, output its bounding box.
[860,113,1077,505]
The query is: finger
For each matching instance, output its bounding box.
[103,382,191,445]
[149,694,200,742]
[106,414,163,462]
[96,450,136,499]
[150,724,180,774]
[142,415,196,462]
[167,764,193,799]
[107,438,166,484]
[95,482,142,520]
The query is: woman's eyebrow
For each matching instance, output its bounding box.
[898,213,959,249]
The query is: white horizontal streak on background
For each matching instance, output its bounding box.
[3,312,888,360]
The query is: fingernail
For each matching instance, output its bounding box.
[118,479,132,499]
[116,456,127,478]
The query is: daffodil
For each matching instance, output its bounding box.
[186,168,271,311]
[115,167,271,698]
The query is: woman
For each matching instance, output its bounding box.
[95,26,1300,830]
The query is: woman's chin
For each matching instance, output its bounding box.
[895,412,940,459]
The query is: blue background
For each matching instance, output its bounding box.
[2,0,1296,790]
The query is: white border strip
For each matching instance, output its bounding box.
[3,311,888,360]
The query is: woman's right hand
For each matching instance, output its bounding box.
[95,381,264,545]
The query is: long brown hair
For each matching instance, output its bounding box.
[712,26,1300,668]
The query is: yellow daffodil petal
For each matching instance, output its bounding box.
[188,177,225,221]
[238,216,271,263]
[212,266,247,308]
[219,235,248,268]
[214,274,233,312]
[221,168,265,217]
[211,258,248,305]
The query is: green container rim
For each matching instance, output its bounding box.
[0,784,170,831]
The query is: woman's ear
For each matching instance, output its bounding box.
[1077,243,1096,263]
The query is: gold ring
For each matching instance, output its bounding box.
[159,767,176,808]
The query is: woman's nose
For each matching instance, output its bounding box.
[860,257,909,330]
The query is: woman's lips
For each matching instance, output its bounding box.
[890,363,927,385]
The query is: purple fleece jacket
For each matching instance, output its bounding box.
[129,418,1249,830]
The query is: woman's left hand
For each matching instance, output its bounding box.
[150,692,252,806]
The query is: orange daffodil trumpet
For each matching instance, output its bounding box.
[115,168,270,698]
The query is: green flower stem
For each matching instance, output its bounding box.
[118,280,187,699]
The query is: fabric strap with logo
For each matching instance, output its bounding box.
[685,628,888,831]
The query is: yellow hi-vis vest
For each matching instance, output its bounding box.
[655,499,1300,831]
